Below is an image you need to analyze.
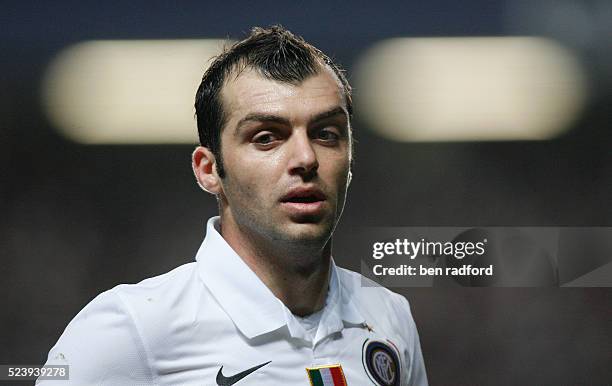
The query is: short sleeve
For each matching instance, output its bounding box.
[37,290,154,386]
[398,295,428,386]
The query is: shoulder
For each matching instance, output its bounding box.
[104,262,205,347]
[56,260,199,346]
[40,286,156,384]
[111,261,199,309]
[39,262,200,385]
[336,266,412,314]
[336,267,416,334]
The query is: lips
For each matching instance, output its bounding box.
[280,187,327,217]
[280,187,326,203]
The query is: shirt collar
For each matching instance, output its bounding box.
[195,216,365,341]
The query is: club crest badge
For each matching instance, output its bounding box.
[362,339,401,386]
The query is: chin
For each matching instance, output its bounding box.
[277,221,334,245]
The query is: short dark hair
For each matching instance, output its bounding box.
[194,25,352,178]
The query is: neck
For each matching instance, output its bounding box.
[219,214,332,317]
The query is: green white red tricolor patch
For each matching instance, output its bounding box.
[306,364,348,386]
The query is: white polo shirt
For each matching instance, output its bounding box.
[39,217,427,386]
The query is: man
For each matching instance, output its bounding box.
[39,26,427,386]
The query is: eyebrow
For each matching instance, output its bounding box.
[234,106,348,134]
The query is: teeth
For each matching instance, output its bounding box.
[290,196,317,203]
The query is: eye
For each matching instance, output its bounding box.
[252,131,280,148]
[316,128,340,142]
[255,133,274,144]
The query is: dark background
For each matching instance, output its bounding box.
[1,1,611,385]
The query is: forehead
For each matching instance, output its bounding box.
[220,66,346,125]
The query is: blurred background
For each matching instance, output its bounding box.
[1,1,611,384]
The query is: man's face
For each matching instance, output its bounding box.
[216,66,351,246]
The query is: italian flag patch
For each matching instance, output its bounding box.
[306,364,348,386]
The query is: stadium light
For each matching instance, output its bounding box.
[42,39,230,144]
[353,37,588,141]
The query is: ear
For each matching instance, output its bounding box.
[192,146,222,194]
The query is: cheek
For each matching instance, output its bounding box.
[223,156,283,199]
[320,157,350,203]
[327,153,351,182]
[224,170,258,200]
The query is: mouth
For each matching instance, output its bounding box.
[280,188,326,204]
[280,188,327,216]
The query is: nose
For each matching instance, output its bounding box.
[288,130,318,178]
